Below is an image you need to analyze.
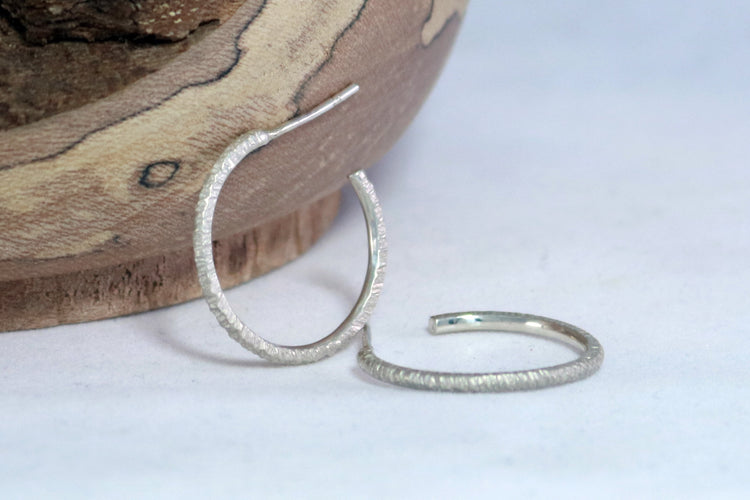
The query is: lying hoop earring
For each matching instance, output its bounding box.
[194,84,387,364]
[358,311,603,392]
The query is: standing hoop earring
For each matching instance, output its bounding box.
[194,84,387,365]
[358,311,603,392]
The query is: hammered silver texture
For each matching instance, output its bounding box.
[358,311,604,392]
[193,85,387,365]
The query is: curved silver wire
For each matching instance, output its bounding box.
[194,84,387,364]
[358,311,603,392]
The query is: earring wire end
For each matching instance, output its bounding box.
[268,83,360,140]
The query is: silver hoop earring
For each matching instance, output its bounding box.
[194,84,387,365]
[358,311,603,392]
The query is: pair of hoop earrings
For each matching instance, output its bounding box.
[193,84,603,392]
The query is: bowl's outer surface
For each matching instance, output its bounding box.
[0,0,467,329]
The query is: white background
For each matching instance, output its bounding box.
[2,1,749,498]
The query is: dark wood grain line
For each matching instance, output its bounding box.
[0,0,269,172]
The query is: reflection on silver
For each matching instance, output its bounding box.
[194,84,387,364]
[358,311,603,392]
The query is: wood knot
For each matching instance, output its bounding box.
[138,161,180,188]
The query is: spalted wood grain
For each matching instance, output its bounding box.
[0,191,339,332]
[0,0,245,129]
[0,0,244,42]
[0,18,219,130]
[0,0,468,330]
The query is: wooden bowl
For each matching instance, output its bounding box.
[0,0,468,331]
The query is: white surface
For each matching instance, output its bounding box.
[2,2,750,498]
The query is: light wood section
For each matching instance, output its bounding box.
[422,0,469,45]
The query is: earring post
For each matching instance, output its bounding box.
[268,83,360,140]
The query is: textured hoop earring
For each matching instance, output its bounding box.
[358,311,603,392]
[194,84,387,365]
